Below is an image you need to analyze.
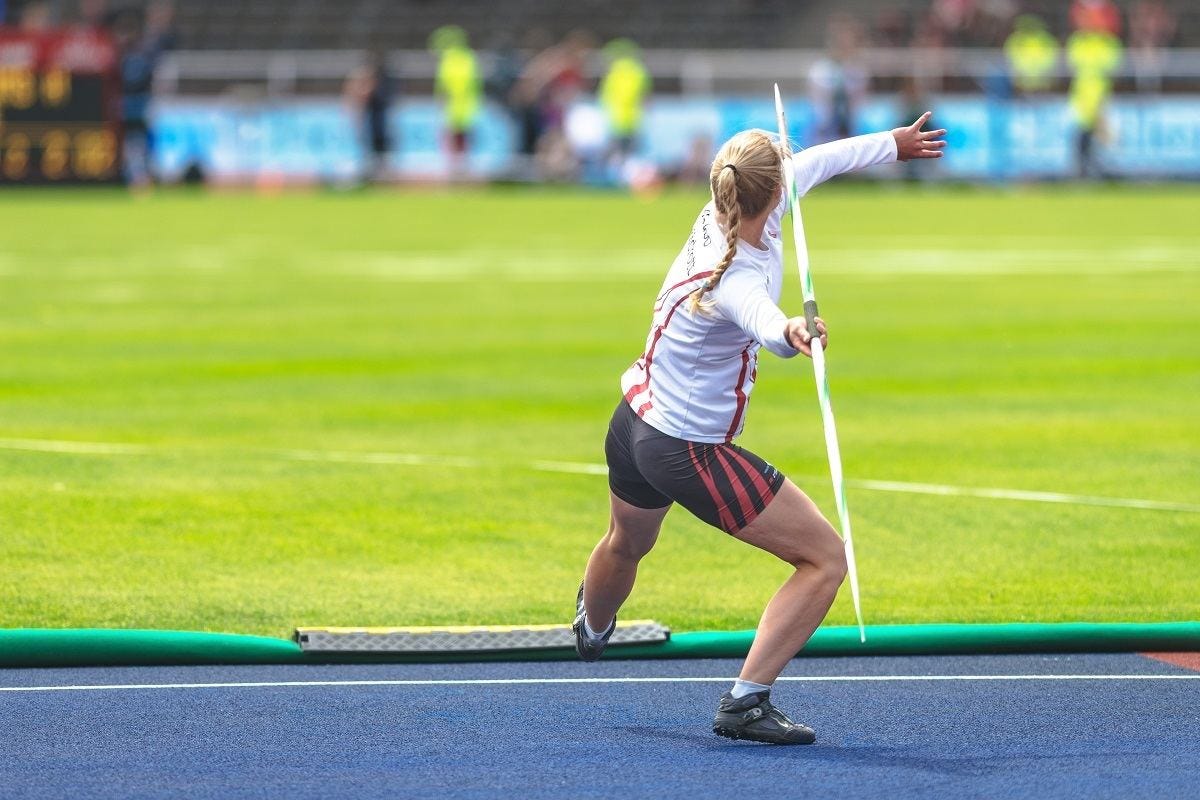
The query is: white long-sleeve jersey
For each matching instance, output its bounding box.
[620,131,897,443]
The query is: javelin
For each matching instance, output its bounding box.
[774,83,866,643]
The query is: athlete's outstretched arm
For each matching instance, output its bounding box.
[791,112,946,197]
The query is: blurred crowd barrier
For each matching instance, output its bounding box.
[150,92,1200,184]
[155,46,1200,98]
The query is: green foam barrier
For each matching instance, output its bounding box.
[0,629,304,669]
[0,622,1197,668]
[632,622,1200,661]
[415,621,1200,663]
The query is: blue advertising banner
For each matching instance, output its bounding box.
[151,95,1200,182]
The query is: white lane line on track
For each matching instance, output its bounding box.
[2,674,1198,693]
[3,437,1198,514]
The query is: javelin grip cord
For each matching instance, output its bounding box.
[802,299,820,339]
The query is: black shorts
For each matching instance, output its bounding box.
[604,400,786,534]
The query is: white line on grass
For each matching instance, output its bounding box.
[295,246,1200,281]
[847,479,1200,514]
[523,460,1200,514]
[3,437,1198,514]
[281,449,486,469]
[1,674,1198,694]
[0,437,155,455]
[529,459,610,476]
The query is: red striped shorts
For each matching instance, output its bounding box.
[604,400,786,534]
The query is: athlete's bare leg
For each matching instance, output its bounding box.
[731,479,847,685]
[582,492,671,631]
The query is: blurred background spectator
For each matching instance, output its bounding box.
[1071,0,1123,37]
[429,24,481,180]
[506,29,592,181]
[1068,8,1124,178]
[808,15,869,142]
[114,0,174,188]
[484,31,522,169]
[1005,15,1059,94]
[343,50,394,185]
[1129,0,1176,92]
[598,37,649,173]
[523,29,594,182]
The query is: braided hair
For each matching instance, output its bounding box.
[689,130,783,314]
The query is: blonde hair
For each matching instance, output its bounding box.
[689,130,783,313]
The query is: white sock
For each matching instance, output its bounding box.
[582,616,608,640]
[729,678,772,699]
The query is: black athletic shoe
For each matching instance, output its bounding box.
[571,582,615,662]
[712,690,817,745]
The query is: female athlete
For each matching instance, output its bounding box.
[572,113,946,744]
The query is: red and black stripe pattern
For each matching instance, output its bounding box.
[605,400,785,534]
[684,441,783,533]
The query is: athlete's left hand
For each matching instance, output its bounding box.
[785,316,828,357]
[892,112,947,161]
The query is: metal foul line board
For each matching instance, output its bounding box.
[295,621,671,654]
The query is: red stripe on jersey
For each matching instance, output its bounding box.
[636,400,653,417]
[713,447,756,521]
[723,347,752,442]
[654,270,715,311]
[687,442,737,531]
[624,327,664,403]
[722,445,776,505]
[624,272,715,405]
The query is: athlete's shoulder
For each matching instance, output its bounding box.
[676,201,723,276]
[692,201,720,249]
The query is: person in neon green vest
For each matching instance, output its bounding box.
[429,25,482,176]
[599,38,651,159]
[1004,15,1060,94]
[1067,20,1123,178]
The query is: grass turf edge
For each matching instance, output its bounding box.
[1,623,1199,668]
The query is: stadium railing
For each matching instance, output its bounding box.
[155,47,1200,97]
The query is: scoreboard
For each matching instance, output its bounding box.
[0,26,121,184]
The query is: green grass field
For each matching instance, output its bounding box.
[1,185,1197,637]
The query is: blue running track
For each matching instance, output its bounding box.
[1,653,1197,799]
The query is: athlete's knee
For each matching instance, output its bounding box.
[778,524,845,584]
[820,543,848,585]
[604,522,657,562]
[807,521,847,582]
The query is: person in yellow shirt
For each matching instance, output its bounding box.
[599,39,650,160]
[429,25,481,177]
[1067,21,1123,178]
[1005,15,1060,95]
